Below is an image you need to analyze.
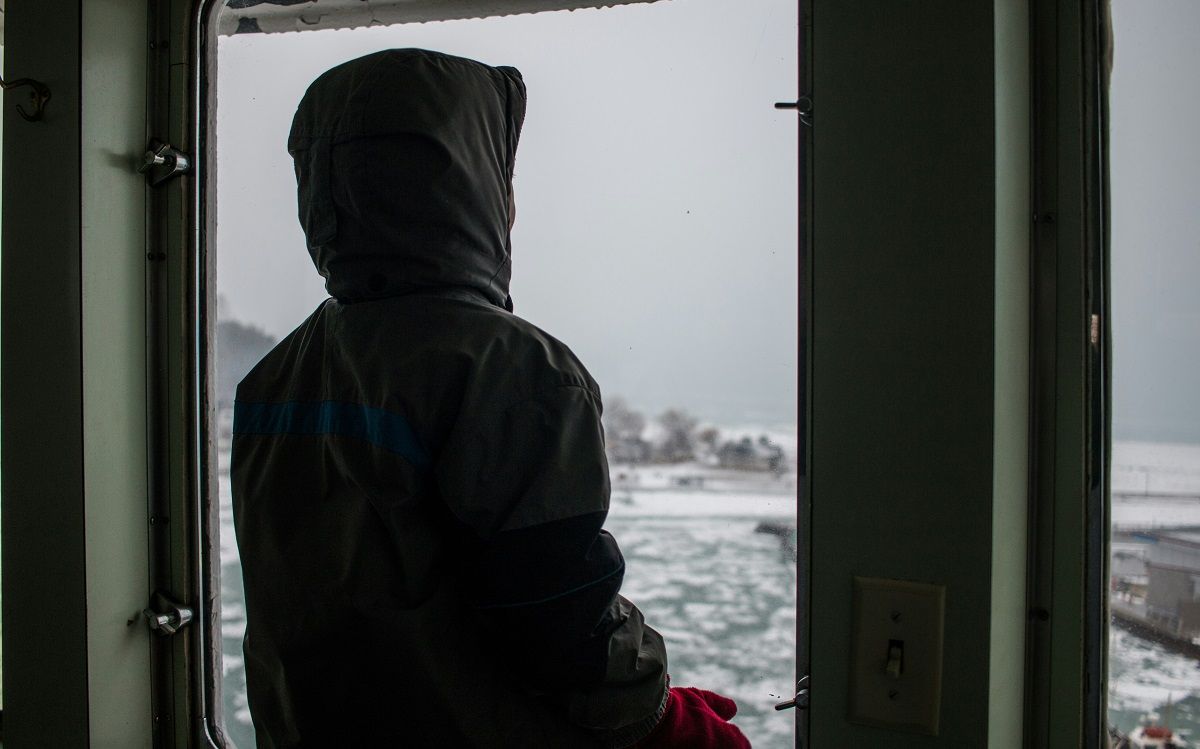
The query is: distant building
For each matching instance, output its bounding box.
[1111,546,1148,600]
[716,435,784,473]
[1145,533,1200,638]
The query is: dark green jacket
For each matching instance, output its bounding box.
[232,49,668,748]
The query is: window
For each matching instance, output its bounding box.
[208,2,799,746]
[1105,0,1200,742]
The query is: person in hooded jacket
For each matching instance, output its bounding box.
[232,49,752,748]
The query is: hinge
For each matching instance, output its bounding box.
[143,590,194,636]
[138,139,191,187]
[1090,313,1101,347]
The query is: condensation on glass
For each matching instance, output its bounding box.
[1105,0,1200,743]
[209,2,799,746]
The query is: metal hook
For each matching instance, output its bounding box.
[0,76,52,122]
[774,95,813,127]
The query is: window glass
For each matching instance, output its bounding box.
[1106,0,1200,742]
[214,3,797,745]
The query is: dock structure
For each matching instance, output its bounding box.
[1111,529,1200,658]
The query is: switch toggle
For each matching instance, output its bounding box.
[848,577,945,735]
[885,639,904,679]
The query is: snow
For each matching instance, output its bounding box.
[611,461,797,498]
[1113,442,1200,497]
[1113,498,1200,530]
[610,487,796,518]
[1111,442,1200,530]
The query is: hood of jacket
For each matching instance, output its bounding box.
[289,49,526,308]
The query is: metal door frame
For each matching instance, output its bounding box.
[150,2,812,746]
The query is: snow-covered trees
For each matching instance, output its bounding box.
[603,397,651,464]
[656,408,698,463]
[602,399,789,474]
[216,319,276,407]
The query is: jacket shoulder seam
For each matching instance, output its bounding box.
[491,382,601,420]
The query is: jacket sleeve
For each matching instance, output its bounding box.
[435,383,668,745]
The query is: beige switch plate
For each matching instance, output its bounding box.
[848,576,945,735]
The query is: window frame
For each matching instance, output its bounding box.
[157,2,810,746]
[153,0,1117,744]
[149,1,1130,746]
[145,1,223,745]
[1023,0,1110,746]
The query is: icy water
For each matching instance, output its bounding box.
[607,491,798,748]
[217,441,1200,746]
[217,463,798,748]
[1108,625,1200,739]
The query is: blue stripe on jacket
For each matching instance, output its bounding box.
[233,399,430,469]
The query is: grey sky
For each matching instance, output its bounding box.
[216,0,799,427]
[1109,0,1200,443]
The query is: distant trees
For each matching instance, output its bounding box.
[604,397,647,443]
[603,398,651,464]
[216,319,276,407]
[696,426,721,453]
[656,408,698,463]
[602,398,789,474]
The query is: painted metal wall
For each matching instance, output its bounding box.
[2,0,91,744]
[2,0,154,745]
[988,0,1032,745]
[82,0,154,745]
[808,1,1030,745]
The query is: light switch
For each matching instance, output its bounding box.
[885,639,904,679]
[848,576,945,735]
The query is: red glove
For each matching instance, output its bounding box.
[635,687,751,748]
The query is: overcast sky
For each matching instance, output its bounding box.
[1109,0,1200,443]
[216,0,1200,443]
[216,0,799,428]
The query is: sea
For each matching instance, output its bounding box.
[216,441,1200,747]
[216,459,799,748]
